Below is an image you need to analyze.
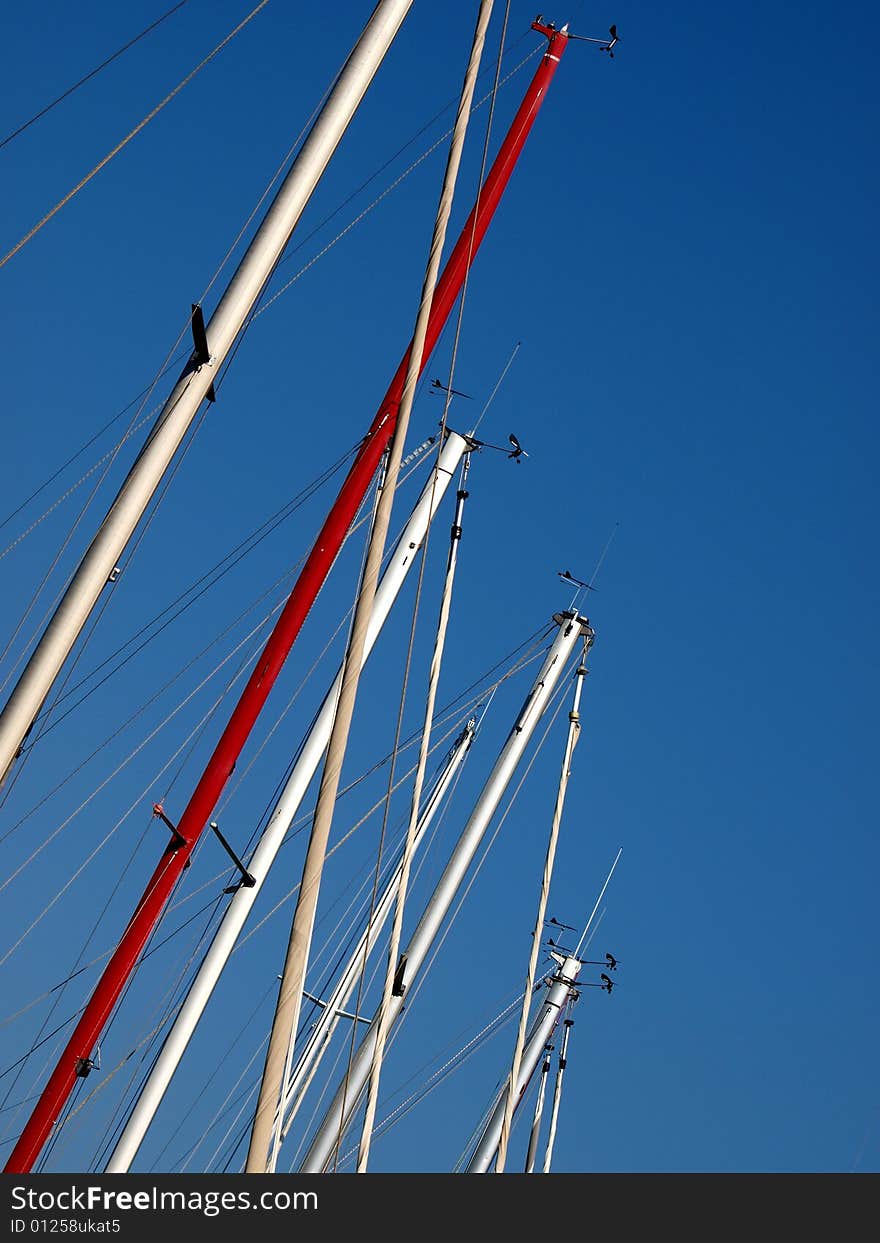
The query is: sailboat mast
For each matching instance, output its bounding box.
[542,1014,573,1173]
[298,610,592,1172]
[495,659,587,1172]
[0,0,416,788]
[465,953,582,1173]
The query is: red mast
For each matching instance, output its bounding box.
[5,21,568,1174]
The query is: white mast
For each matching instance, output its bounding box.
[542,1014,574,1173]
[276,719,475,1146]
[105,431,469,1173]
[0,0,415,786]
[495,659,587,1172]
[465,952,582,1173]
[298,610,593,1173]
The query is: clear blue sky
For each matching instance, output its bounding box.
[0,0,877,1175]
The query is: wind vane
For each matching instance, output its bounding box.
[562,22,620,58]
[430,377,472,400]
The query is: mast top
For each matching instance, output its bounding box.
[531,17,569,39]
[552,609,595,642]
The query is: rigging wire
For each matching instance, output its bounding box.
[0,406,164,562]
[0,2,191,152]
[271,721,478,1152]
[0,1,271,270]
[0,31,338,546]
[149,979,277,1168]
[0,622,275,958]
[0,399,214,812]
[470,340,521,436]
[0,367,194,696]
[335,992,523,1169]
[26,440,365,736]
[252,46,540,324]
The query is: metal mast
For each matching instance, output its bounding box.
[495,660,587,1171]
[8,17,571,1172]
[0,0,416,788]
[542,1014,574,1172]
[298,610,592,1172]
[104,432,469,1173]
[524,1045,552,1173]
[465,952,582,1173]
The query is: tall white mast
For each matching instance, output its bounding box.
[0,0,415,786]
[465,952,582,1173]
[298,610,593,1173]
[105,431,470,1173]
[495,659,587,1172]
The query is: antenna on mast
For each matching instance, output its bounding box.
[559,521,618,609]
[575,847,622,958]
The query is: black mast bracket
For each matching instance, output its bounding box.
[210,821,256,893]
[190,303,217,402]
[152,803,189,861]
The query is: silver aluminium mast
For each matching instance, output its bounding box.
[465,952,583,1173]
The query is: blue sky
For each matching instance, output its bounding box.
[0,0,877,1174]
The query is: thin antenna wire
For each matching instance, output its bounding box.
[470,341,521,435]
[588,522,619,590]
[580,905,606,954]
[567,521,619,611]
[574,848,622,958]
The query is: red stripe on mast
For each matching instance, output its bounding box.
[5,23,568,1174]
